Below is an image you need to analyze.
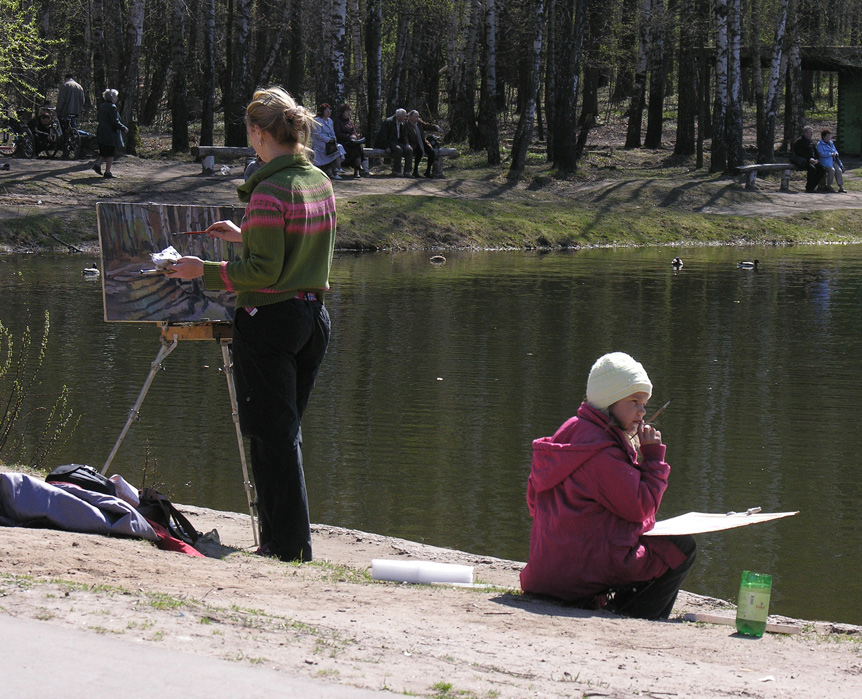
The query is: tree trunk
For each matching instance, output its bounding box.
[349,0,367,128]
[551,0,587,173]
[477,0,501,163]
[624,0,651,149]
[388,4,412,113]
[643,0,666,148]
[710,0,728,173]
[287,0,305,98]
[119,0,146,155]
[509,0,544,176]
[200,0,215,147]
[725,0,743,169]
[782,1,802,152]
[365,0,382,135]
[225,0,252,147]
[91,0,106,96]
[329,0,348,105]
[760,0,788,160]
[544,0,557,161]
[674,0,697,155]
[170,0,189,152]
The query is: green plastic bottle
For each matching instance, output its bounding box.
[736,570,772,637]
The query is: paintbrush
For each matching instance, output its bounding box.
[646,399,672,425]
[172,230,208,236]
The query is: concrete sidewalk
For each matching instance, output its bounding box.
[0,615,389,698]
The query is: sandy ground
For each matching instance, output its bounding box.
[1,482,860,699]
[1,154,860,696]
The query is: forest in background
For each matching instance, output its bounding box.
[1,0,860,176]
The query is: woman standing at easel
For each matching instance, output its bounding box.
[167,87,336,563]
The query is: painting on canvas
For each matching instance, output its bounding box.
[97,202,243,323]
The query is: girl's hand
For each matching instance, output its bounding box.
[638,422,662,446]
[206,220,242,243]
[165,256,204,280]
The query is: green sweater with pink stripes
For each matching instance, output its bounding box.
[202,153,336,309]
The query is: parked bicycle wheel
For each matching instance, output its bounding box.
[14,129,34,158]
[62,129,81,159]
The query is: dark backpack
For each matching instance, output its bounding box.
[136,487,200,545]
[46,464,117,497]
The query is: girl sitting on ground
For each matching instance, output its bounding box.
[520,352,696,620]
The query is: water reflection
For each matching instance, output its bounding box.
[1,246,861,624]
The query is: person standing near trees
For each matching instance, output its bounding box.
[56,74,84,128]
[790,125,825,194]
[93,89,127,179]
[816,129,845,193]
[165,87,337,564]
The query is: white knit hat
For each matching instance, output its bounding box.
[586,352,653,410]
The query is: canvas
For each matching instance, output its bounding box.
[97,202,243,322]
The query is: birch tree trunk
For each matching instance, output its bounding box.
[477,0,501,163]
[643,0,666,148]
[170,0,189,151]
[509,0,544,176]
[544,0,557,161]
[365,0,382,135]
[330,0,348,105]
[725,0,743,169]
[225,0,252,146]
[759,0,788,161]
[119,0,145,154]
[200,0,215,147]
[349,0,367,128]
[710,0,728,172]
[624,0,651,149]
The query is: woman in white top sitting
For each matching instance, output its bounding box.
[312,103,345,180]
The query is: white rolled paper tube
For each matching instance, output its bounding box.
[371,559,473,585]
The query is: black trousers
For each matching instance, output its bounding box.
[232,298,331,562]
[609,534,698,620]
[412,147,437,176]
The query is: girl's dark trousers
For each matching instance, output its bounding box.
[232,297,331,562]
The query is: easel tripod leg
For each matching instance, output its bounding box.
[220,339,259,546]
[101,335,179,475]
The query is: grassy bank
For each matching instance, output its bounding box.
[335,195,862,250]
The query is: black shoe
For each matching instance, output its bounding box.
[103,172,117,179]
[93,163,102,175]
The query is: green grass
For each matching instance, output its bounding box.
[335,193,862,251]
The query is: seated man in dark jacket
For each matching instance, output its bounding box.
[790,126,825,193]
[405,110,443,178]
[375,108,411,176]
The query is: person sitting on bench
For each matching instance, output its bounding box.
[790,125,825,193]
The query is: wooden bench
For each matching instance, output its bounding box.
[191,144,459,177]
[362,146,458,177]
[736,163,796,192]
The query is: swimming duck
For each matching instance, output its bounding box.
[82,261,100,277]
[737,259,759,269]
[671,257,683,269]
[430,255,447,264]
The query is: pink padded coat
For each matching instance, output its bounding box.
[520,402,686,600]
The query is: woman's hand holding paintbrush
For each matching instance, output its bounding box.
[172,220,242,244]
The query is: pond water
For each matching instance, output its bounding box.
[2,245,861,625]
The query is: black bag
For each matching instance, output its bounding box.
[46,464,117,497]
[325,139,337,156]
[136,487,200,545]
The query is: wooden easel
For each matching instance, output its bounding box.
[100,321,258,545]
